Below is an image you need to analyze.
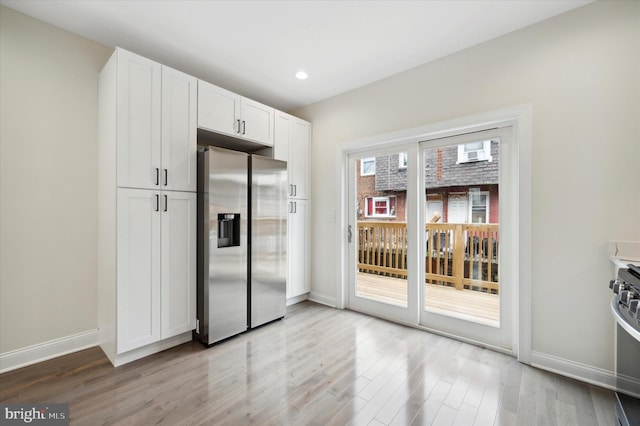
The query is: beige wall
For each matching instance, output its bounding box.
[293,1,640,371]
[0,6,112,353]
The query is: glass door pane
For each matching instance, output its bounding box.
[348,147,416,323]
[420,127,512,350]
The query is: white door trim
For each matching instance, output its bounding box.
[335,104,532,363]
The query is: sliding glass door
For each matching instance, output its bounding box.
[346,127,514,351]
[346,145,418,325]
[419,128,513,350]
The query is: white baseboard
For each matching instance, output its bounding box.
[286,293,309,306]
[111,332,192,367]
[0,330,99,374]
[308,291,337,308]
[530,351,639,396]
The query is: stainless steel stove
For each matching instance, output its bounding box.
[610,264,640,426]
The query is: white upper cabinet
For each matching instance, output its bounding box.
[115,49,197,191]
[274,112,290,163]
[162,66,197,192]
[290,118,311,199]
[198,80,274,146]
[274,110,311,199]
[116,50,162,190]
[197,80,239,137]
[240,97,274,145]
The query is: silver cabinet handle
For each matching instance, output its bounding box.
[164,194,168,212]
[155,168,160,186]
[294,185,297,196]
[164,169,168,186]
[236,119,241,134]
[348,225,353,243]
[242,120,246,135]
[155,194,159,212]
[289,185,293,196]
[293,202,297,213]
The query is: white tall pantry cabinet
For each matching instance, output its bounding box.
[98,48,196,366]
[274,111,311,300]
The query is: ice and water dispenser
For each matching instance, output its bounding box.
[217,213,240,248]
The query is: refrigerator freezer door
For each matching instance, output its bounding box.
[250,155,287,328]
[197,147,249,345]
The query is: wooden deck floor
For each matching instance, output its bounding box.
[356,272,500,327]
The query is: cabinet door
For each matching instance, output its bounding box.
[116,50,162,190]
[287,199,310,298]
[290,118,311,199]
[117,188,161,353]
[273,111,291,163]
[161,191,197,338]
[240,97,274,146]
[161,67,197,192]
[197,80,239,137]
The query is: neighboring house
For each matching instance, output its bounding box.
[357,140,500,223]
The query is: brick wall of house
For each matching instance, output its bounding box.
[357,140,500,223]
[425,141,499,188]
[374,154,407,191]
[356,160,407,221]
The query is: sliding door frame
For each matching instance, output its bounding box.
[335,105,532,363]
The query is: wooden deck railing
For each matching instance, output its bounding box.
[357,221,499,294]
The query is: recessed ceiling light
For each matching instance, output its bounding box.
[295,70,308,80]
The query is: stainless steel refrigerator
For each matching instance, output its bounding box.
[196,146,287,346]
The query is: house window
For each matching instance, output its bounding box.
[360,157,376,176]
[365,196,396,218]
[457,140,493,163]
[469,191,489,223]
[398,152,408,169]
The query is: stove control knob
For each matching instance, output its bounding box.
[613,282,626,294]
[628,299,639,318]
[620,290,632,304]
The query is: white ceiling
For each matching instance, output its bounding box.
[1,0,591,111]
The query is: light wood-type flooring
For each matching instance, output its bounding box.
[1,301,615,425]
